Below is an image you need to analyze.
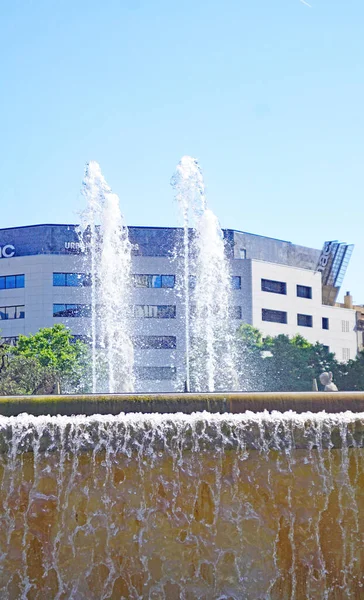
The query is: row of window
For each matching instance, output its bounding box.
[0,274,25,290]
[52,304,178,319]
[262,309,330,329]
[189,305,242,319]
[52,304,243,319]
[0,305,25,320]
[53,273,91,287]
[261,279,312,299]
[190,275,241,290]
[135,366,176,380]
[53,273,243,290]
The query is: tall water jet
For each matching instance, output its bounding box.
[80,161,134,393]
[172,156,237,392]
[192,208,238,391]
[171,156,206,391]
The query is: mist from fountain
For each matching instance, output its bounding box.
[79,161,134,393]
[172,156,238,392]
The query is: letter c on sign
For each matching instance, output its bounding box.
[2,245,15,258]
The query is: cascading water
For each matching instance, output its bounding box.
[0,410,364,599]
[80,161,134,393]
[172,156,237,392]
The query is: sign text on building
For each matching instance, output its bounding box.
[0,245,15,258]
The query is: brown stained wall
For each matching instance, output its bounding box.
[1,447,364,599]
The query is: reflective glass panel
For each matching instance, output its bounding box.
[0,278,5,290]
[6,306,16,319]
[162,275,175,288]
[15,275,25,288]
[17,306,25,319]
[6,276,15,289]
[231,276,241,290]
[0,308,7,319]
[53,304,66,317]
[53,273,66,286]
[66,273,79,287]
[151,275,162,288]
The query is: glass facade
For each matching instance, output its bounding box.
[133,305,176,318]
[0,275,25,290]
[133,336,177,349]
[133,274,175,288]
[53,304,91,318]
[0,305,25,320]
[261,279,287,295]
[53,273,91,287]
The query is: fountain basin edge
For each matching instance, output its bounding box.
[0,391,364,416]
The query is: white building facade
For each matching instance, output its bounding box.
[0,224,357,392]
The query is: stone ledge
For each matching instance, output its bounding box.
[0,391,364,416]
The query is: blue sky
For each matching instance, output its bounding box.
[1,0,363,301]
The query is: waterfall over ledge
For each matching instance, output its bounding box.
[1,403,364,598]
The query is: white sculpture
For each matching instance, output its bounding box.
[319,371,338,392]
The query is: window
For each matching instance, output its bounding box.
[297,285,312,299]
[239,248,246,259]
[135,366,177,380]
[231,276,241,290]
[53,273,91,287]
[262,309,287,324]
[322,317,329,330]
[229,306,242,319]
[133,274,175,288]
[261,279,287,295]
[322,345,330,352]
[0,274,25,290]
[342,348,351,361]
[342,320,350,333]
[297,314,313,328]
[190,275,241,290]
[1,336,19,346]
[0,305,25,320]
[133,336,177,349]
[53,304,91,318]
[133,305,176,318]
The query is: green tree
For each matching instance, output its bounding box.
[336,350,364,391]
[235,326,341,392]
[0,325,91,395]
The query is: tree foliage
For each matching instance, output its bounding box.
[0,325,90,395]
[235,325,364,392]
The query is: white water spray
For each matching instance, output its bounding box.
[80,161,134,393]
[172,156,237,392]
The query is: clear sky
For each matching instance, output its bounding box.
[0,0,363,302]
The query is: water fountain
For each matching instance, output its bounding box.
[172,156,238,392]
[80,161,134,393]
[1,158,363,599]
